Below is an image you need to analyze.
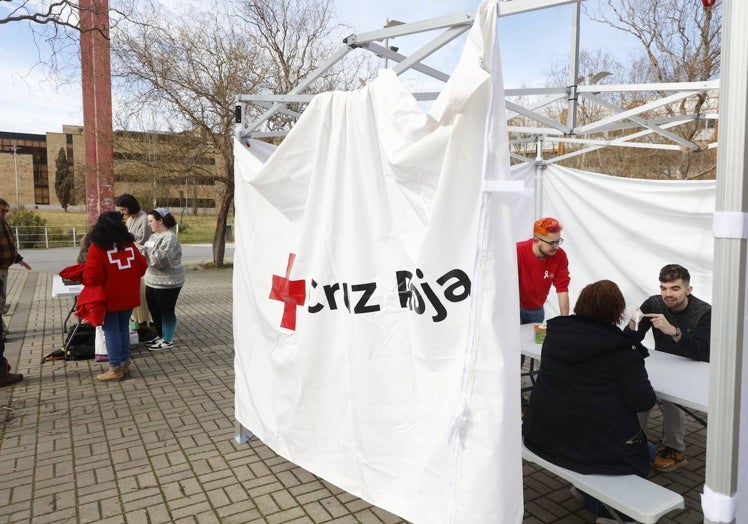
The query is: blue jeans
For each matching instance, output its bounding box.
[520,307,544,366]
[103,309,133,368]
[520,307,545,325]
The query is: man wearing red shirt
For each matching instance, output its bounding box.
[517,217,570,325]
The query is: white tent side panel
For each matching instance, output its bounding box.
[233,148,719,524]
[538,164,715,315]
[232,2,720,522]
[233,2,523,522]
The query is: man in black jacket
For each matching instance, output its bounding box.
[624,264,711,472]
[0,199,31,337]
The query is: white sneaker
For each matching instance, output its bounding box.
[146,337,164,348]
[148,340,174,351]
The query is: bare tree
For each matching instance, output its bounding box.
[1,0,91,29]
[542,49,672,177]
[111,5,264,267]
[0,0,137,76]
[234,0,365,133]
[544,48,622,129]
[585,0,721,179]
[111,0,362,266]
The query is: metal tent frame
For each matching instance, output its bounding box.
[235,0,719,168]
[234,1,743,522]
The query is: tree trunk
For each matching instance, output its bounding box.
[678,150,693,180]
[212,182,234,267]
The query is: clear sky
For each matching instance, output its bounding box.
[0,0,641,135]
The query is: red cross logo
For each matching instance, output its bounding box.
[107,245,136,269]
[269,253,306,330]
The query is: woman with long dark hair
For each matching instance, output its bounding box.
[143,208,184,350]
[82,211,147,381]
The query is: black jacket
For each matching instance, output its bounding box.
[623,294,711,362]
[523,315,656,477]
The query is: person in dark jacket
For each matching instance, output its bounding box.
[0,199,31,337]
[623,263,710,472]
[523,279,656,522]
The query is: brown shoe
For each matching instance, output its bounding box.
[0,373,23,387]
[122,360,131,378]
[96,366,124,382]
[653,447,687,472]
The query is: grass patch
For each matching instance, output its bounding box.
[35,210,230,245]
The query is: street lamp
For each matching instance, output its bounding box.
[10,145,20,208]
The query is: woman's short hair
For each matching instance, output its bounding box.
[573,279,626,325]
[115,194,141,214]
[89,211,134,249]
[148,208,177,229]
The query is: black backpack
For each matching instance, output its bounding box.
[63,323,96,360]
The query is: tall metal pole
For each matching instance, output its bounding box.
[703,1,746,523]
[383,18,405,69]
[11,145,20,208]
[565,1,581,134]
[534,136,544,218]
[384,18,390,69]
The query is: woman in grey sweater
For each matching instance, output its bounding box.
[142,208,184,351]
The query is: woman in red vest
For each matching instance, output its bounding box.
[82,211,147,381]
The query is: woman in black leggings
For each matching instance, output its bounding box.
[142,208,184,351]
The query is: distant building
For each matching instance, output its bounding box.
[1,125,223,211]
[0,131,49,206]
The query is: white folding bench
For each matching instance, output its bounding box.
[523,445,685,523]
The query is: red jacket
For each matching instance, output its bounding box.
[59,262,106,325]
[82,242,147,312]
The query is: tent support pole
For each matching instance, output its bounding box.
[534,136,544,218]
[565,1,580,133]
[704,1,746,523]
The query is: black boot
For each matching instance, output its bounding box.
[0,373,23,387]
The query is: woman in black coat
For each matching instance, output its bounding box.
[523,279,656,521]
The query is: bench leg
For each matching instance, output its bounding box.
[600,502,631,523]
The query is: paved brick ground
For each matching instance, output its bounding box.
[0,267,707,523]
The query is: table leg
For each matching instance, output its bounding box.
[63,297,77,333]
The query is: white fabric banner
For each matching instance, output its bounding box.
[234,2,523,522]
[509,162,716,315]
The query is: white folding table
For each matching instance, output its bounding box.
[520,323,710,421]
[52,275,84,333]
